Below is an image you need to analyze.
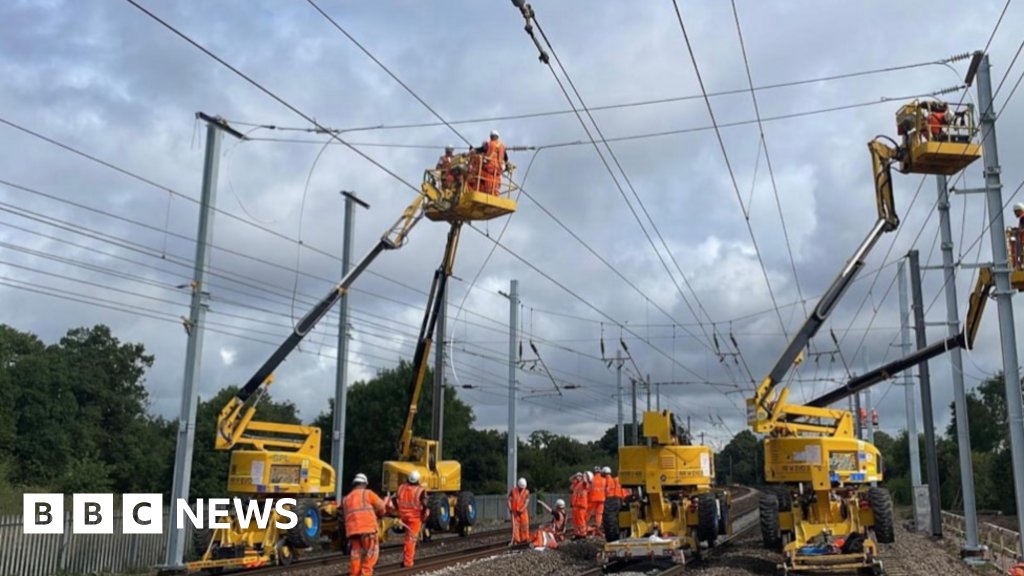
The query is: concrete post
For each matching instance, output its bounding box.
[909,249,943,537]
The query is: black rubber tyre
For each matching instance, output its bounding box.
[697,493,719,546]
[191,527,213,559]
[426,494,451,532]
[276,542,294,566]
[759,493,781,550]
[602,497,622,542]
[286,500,321,549]
[717,492,730,536]
[773,487,793,512]
[455,491,477,532]
[867,487,895,544]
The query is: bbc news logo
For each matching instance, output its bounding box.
[23,494,299,534]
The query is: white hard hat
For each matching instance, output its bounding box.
[353,473,368,485]
[585,471,594,482]
[445,145,454,152]
[408,470,421,484]
[517,477,527,489]
[555,499,565,509]
[1015,203,1024,213]
[490,130,500,139]
[602,466,612,475]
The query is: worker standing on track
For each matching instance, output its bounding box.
[508,477,531,545]
[588,466,607,536]
[570,471,589,539]
[395,470,430,568]
[343,473,387,576]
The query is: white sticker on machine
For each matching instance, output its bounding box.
[793,445,822,464]
[700,453,711,477]
[251,461,264,484]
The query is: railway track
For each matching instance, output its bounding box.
[580,486,761,575]
[203,523,521,576]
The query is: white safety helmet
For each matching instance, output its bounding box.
[585,471,594,482]
[517,477,527,489]
[490,130,500,139]
[408,470,421,484]
[602,466,612,475]
[555,499,565,509]
[353,473,368,485]
[445,145,454,153]
[1015,203,1024,214]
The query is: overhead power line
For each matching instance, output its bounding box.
[225,52,972,135]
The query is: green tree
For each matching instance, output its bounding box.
[311,361,477,491]
[8,325,155,492]
[715,430,762,485]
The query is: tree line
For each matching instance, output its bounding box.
[0,324,619,511]
[3,323,1016,515]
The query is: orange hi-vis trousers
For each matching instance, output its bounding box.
[572,505,588,537]
[587,501,605,534]
[348,533,379,576]
[400,515,422,567]
[511,510,530,544]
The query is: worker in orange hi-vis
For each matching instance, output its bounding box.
[530,499,568,550]
[395,470,430,568]
[588,466,607,536]
[569,472,589,539]
[343,473,387,576]
[474,130,508,195]
[507,477,531,545]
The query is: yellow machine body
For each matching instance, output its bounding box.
[747,99,982,574]
[381,438,461,493]
[221,418,335,495]
[601,411,731,566]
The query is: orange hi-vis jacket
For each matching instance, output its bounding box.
[570,478,588,508]
[604,475,621,499]
[589,474,607,503]
[396,483,426,518]
[508,487,529,513]
[484,139,506,171]
[344,486,385,536]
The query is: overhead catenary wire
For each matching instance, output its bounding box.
[225,51,973,135]
[669,0,789,340]
[515,3,742,385]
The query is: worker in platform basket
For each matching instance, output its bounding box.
[344,472,387,576]
[395,470,430,568]
[436,145,457,190]
[508,477,531,545]
[569,471,589,539]
[588,465,607,536]
[474,130,508,196]
[1013,203,1024,269]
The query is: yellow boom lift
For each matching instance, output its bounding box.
[599,409,731,566]
[747,99,982,575]
[186,150,517,572]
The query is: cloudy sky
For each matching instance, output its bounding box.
[2,0,1024,451]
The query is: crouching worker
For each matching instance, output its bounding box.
[530,498,568,550]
